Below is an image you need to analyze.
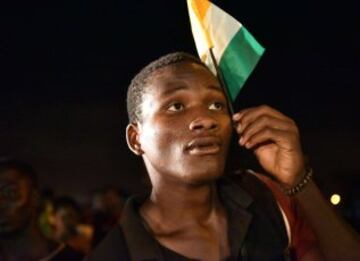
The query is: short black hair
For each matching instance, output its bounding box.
[53,196,81,216]
[126,52,209,123]
[0,157,38,189]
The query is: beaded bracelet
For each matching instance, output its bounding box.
[282,168,313,196]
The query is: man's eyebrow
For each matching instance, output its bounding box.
[207,84,223,93]
[0,182,16,189]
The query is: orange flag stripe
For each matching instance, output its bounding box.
[192,0,210,21]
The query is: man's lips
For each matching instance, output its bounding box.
[185,137,221,156]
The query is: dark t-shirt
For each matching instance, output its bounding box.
[50,245,84,261]
[85,172,318,260]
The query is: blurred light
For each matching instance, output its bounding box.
[330,194,341,205]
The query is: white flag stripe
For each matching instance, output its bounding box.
[203,4,242,63]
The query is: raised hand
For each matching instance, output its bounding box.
[232,105,305,187]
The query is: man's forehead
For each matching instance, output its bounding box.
[0,169,28,184]
[147,62,221,94]
[152,61,214,78]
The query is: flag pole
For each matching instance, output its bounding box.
[209,48,235,116]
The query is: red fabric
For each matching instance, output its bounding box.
[253,173,319,260]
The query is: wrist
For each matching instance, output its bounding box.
[280,167,313,196]
[280,168,307,189]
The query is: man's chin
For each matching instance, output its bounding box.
[0,221,31,239]
[180,169,224,187]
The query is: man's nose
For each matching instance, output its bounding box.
[189,116,218,131]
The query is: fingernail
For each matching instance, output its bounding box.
[233,113,241,120]
[237,123,242,133]
[239,137,244,145]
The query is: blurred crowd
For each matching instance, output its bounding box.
[0,157,126,260]
[38,187,126,254]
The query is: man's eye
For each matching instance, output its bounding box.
[0,186,18,199]
[209,102,225,111]
[168,103,184,112]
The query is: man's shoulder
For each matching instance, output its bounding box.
[220,169,276,201]
[84,225,130,261]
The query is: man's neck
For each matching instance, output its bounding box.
[139,177,230,260]
[140,177,224,233]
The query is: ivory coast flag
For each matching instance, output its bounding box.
[187,0,265,101]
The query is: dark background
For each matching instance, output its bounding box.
[1,0,360,227]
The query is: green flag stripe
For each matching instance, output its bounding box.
[219,26,265,101]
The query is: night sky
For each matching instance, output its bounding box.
[1,0,360,208]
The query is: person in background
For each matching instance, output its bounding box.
[90,188,125,248]
[0,157,84,261]
[38,188,56,240]
[52,196,93,255]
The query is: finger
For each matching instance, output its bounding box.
[232,111,244,121]
[240,115,297,146]
[233,120,243,135]
[233,105,285,121]
[234,105,294,134]
[244,127,296,150]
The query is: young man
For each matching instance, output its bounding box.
[0,158,84,261]
[86,52,360,260]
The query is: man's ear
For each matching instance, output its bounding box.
[126,123,144,156]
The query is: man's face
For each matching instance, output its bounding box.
[0,169,35,237]
[133,62,232,185]
[53,206,78,240]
